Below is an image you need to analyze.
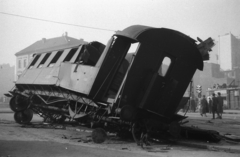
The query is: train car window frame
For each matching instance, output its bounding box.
[63,48,78,62]
[28,54,41,69]
[74,46,86,64]
[48,50,63,67]
[158,56,172,77]
[37,53,51,68]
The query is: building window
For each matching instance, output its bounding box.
[18,60,21,69]
[23,59,27,68]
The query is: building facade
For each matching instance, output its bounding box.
[16,54,30,80]
[219,33,240,71]
[192,62,226,96]
[0,64,15,102]
[193,33,240,109]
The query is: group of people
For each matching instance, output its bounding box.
[200,92,224,119]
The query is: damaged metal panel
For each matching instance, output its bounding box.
[33,66,60,85]
[16,68,44,84]
[57,63,99,94]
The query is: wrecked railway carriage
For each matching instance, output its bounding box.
[6,25,214,144]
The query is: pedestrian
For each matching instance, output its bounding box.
[208,96,212,114]
[190,97,196,112]
[217,92,224,119]
[200,95,208,117]
[211,93,220,119]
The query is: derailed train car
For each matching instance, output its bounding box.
[6,25,214,145]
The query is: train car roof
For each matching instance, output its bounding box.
[115,25,203,70]
[115,25,196,43]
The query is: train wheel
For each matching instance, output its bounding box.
[14,109,33,124]
[10,95,29,112]
[92,128,107,143]
[120,105,136,121]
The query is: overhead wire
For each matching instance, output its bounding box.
[0,12,116,32]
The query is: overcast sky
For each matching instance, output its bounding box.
[0,0,240,66]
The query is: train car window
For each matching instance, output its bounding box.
[37,53,51,68]
[105,41,138,97]
[48,50,63,67]
[74,46,86,63]
[158,57,171,77]
[28,54,41,69]
[63,48,78,62]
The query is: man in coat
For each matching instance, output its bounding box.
[208,96,212,114]
[211,93,219,119]
[200,95,208,117]
[217,92,224,119]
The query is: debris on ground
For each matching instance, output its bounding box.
[21,123,66,130]
[0,120,14,124]
[208,146,219,152]
[76,128,92,133]
[223,133,240,142]
[180,126,221,143]
[206,120,213,123]
[62,135,68,139]
[77,137,92,143]
[143,145,172,153]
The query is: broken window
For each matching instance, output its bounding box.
[75,43,104,66]
[107,42,139,98]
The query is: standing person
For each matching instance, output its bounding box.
[211,93,219,119]
[190,97,196,112]
[200,95,208,117]
[208,96,212,114]
[217,92,224,119]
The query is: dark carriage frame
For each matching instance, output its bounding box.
[6,25,214,144]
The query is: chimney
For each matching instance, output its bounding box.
[42,38,47,43]
[63,32,69,43]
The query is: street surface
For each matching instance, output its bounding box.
[0,106,240,157]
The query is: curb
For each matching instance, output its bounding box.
[223,112,240,115]
[0,108,13,113]
[0,111,13,113]
[207,145,240,153]
[176,141,240,153]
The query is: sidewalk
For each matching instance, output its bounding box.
[224,110,240,114]
[179,115,240,153]
[176,140,240,153]
[0,107,12,113]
